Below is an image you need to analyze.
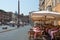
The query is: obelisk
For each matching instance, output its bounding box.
[17,0,20,27]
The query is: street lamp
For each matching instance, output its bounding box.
[17,0,20,27]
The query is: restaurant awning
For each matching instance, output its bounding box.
[30,11,60,21]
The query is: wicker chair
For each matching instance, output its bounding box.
[28,29,35,40]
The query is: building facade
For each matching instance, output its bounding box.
[52,0,60,12]
[39,0,60,25]
[39,0,60,11]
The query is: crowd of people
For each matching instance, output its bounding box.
[28,23,60,40]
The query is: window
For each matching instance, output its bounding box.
[55,0,60,4]
[59,0,60,3]
[46,5,52,11]
[52,0,56,7]
[42,0,45,5]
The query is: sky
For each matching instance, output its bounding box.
[0,0,39,15]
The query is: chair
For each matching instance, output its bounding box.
[28,29,35,40]
[53,31,60,40]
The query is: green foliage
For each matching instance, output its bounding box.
[0,9,6,13]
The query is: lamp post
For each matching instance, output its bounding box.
[17,0,20,27]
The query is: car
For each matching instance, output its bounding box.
[2,25,8,29]
[0,22,2,25]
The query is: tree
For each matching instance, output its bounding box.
[15,11,18,15]
[0,9,6,13]
[21,13,24,16]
